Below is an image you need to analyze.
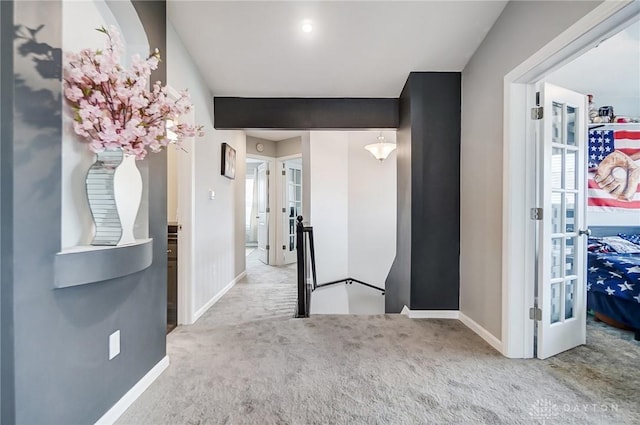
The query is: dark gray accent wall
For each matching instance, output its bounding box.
[2,1,167,424]
[384,83,412,313]
[214,97,399,129]
[386,72,461,312]
[1,1,14,422]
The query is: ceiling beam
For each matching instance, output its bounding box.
[213,97,398,130]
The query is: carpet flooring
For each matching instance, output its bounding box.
[117,257,639,425]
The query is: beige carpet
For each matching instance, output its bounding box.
[117,257,639,425]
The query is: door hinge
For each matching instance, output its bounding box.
[282,208,286,213]
[531,106,543,120]
[529,307,542,321]
[282,170,286,176]
[266,170,270,176]
[530,208,543,220]
[266,207,270,213]
[266,244,270,250]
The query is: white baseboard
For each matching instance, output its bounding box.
[400,307,504,354]
[192,271,246,323]
[95,355,169,425]
[458,312,504,354]
[401,306,460,319]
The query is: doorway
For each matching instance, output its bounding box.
[531,82,588,359]
[166,86,196,331]
[543,20,640,349]
[245,157,271,264]
[279,156,303,265]
[164,85,207,328]
[245,132,306,267]
[503,2,639,358]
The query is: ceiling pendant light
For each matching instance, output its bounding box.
[364,133,396,162]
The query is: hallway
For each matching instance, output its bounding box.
[192,251,298,328]
[116,257,639,425]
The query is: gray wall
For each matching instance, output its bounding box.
[2,1,168,423]
[247,136,302,158]
[246,135,302,158]
[409,73,461,310]
[276,136,302,157]
[386,73,461,313]
[246,135,276,157]
[460,0,602,338]
[167,21,247,315]
[0,1,13,422]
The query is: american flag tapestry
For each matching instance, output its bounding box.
[588,128,640,210]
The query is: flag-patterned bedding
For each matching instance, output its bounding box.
[587,251,640,329]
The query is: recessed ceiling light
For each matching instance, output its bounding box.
[302,20,313,33]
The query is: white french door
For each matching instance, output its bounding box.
[257,162,269,265]
[536,83,588,359]
[282,161,302,264]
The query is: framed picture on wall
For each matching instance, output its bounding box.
[221,142,236,179]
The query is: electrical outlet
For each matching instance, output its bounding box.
[109,330,120,360]
[208,189,215,200]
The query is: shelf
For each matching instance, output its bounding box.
[54,238,153,289]
[589,122,640,128]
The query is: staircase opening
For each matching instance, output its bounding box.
[296,216,385,317]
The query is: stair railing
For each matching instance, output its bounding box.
[296,216,316,317]
[296,216,386,318]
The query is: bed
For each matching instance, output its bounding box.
[587,226,640,340]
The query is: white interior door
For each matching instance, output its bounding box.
[536,83,588,359]
[257,162,269,264]
[282,161,302,264]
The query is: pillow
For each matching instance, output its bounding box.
[587,237,612,253]
[618,233,640,246]
[601,236,640,254]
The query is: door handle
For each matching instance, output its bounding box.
[578,229,591,237]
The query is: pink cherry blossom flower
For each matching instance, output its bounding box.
[63,27,203,160]
[64,86,83,102]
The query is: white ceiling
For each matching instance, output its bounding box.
[546,20,640,100]
[168,0,508,98]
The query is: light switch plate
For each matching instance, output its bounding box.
[209,189,215,200]
[109,330,120,360]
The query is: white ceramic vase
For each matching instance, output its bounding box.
[113,153,142,245]
[86,149,142,246]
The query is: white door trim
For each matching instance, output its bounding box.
[277,155,303,265]
[275,159,285,266]
[247,154,278,265]
[501,0,638,358]
[277,153,303,161]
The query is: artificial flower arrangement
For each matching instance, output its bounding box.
[63,26,202,160]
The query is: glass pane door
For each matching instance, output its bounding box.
[549,101,579,324]
[537,83,587,359]
[282,162,302,264]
